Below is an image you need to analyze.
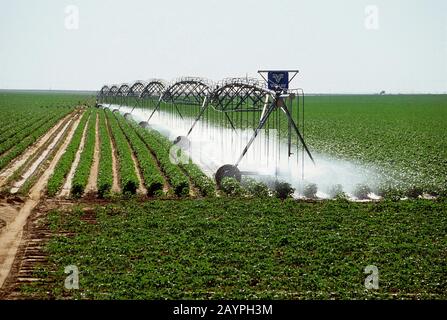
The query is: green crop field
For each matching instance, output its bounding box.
[144,94,447,197]
[22,198,447,299]
[303,95,447,196]
[0,92,445,300]
[2,0,446,310]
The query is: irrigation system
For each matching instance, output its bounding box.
[97,70,315,186]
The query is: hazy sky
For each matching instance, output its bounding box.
[0,0,446,93]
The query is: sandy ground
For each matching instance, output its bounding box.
[85,113,100,194]
[0,112,81,289]
[0,202,21,233]
[129,145,147,195]
[59,111,88,198]
[105,115,120,193]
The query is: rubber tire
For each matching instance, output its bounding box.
[215,164,241,187]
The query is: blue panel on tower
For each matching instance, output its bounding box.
[267,71,289,90]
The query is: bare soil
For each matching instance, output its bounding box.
[126,140,147,195]
[85,113,100,195]
[0,201,20,232]
[0,112,81,289]
[0,196,115,299]
[0,198,77,299]
[105,115,120,193]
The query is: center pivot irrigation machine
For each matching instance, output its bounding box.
[143,77,212,129]
[97,70,315,186]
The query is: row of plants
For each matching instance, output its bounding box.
[71,110,97,197]
[179,163,215,197]
[105,110,139,195]
[97,110,114,198]
[221,178,377,200]
[132,125,215,197]
[128,120,190,196]
[0,108,73,171]
[0,113,56,155]
[47,110,90,196]
[221,177,432,201]
[0,113,47,145]
[221,177,293,199]
[113,112,164,196]
[0,114,22,136]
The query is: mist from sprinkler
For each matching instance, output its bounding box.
[107,104,383,199]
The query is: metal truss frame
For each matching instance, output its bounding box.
[146,77,212,122]
[97,72,315,180]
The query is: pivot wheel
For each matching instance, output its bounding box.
[139,121,149,128]
[173,136,190,150]
[215,164,241,187]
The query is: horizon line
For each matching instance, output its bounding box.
[1,88,447,96]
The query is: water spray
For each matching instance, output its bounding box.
[97,70,316,189]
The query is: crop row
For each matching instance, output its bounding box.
[113,113,164,196]
[47,110,90,197]
[0,105,52,137]
[71,110,97,197]
[105,110,139,194]
[97,109,113,197]
[0,108,72,171]
[0,113,55,155]
[0,115,22,136]
[127,119,190,196]
[131,123,216,197]
[180,163,216,197]
[0,113,48,145]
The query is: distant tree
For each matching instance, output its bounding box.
[379,90,386,95]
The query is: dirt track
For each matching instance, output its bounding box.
[85,113,100,194]
[128,139,147,195]
[0,198,87,299]
[105,115,120,193]
[0,111,82,289]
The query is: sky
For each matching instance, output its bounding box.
[0,0,446,93]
